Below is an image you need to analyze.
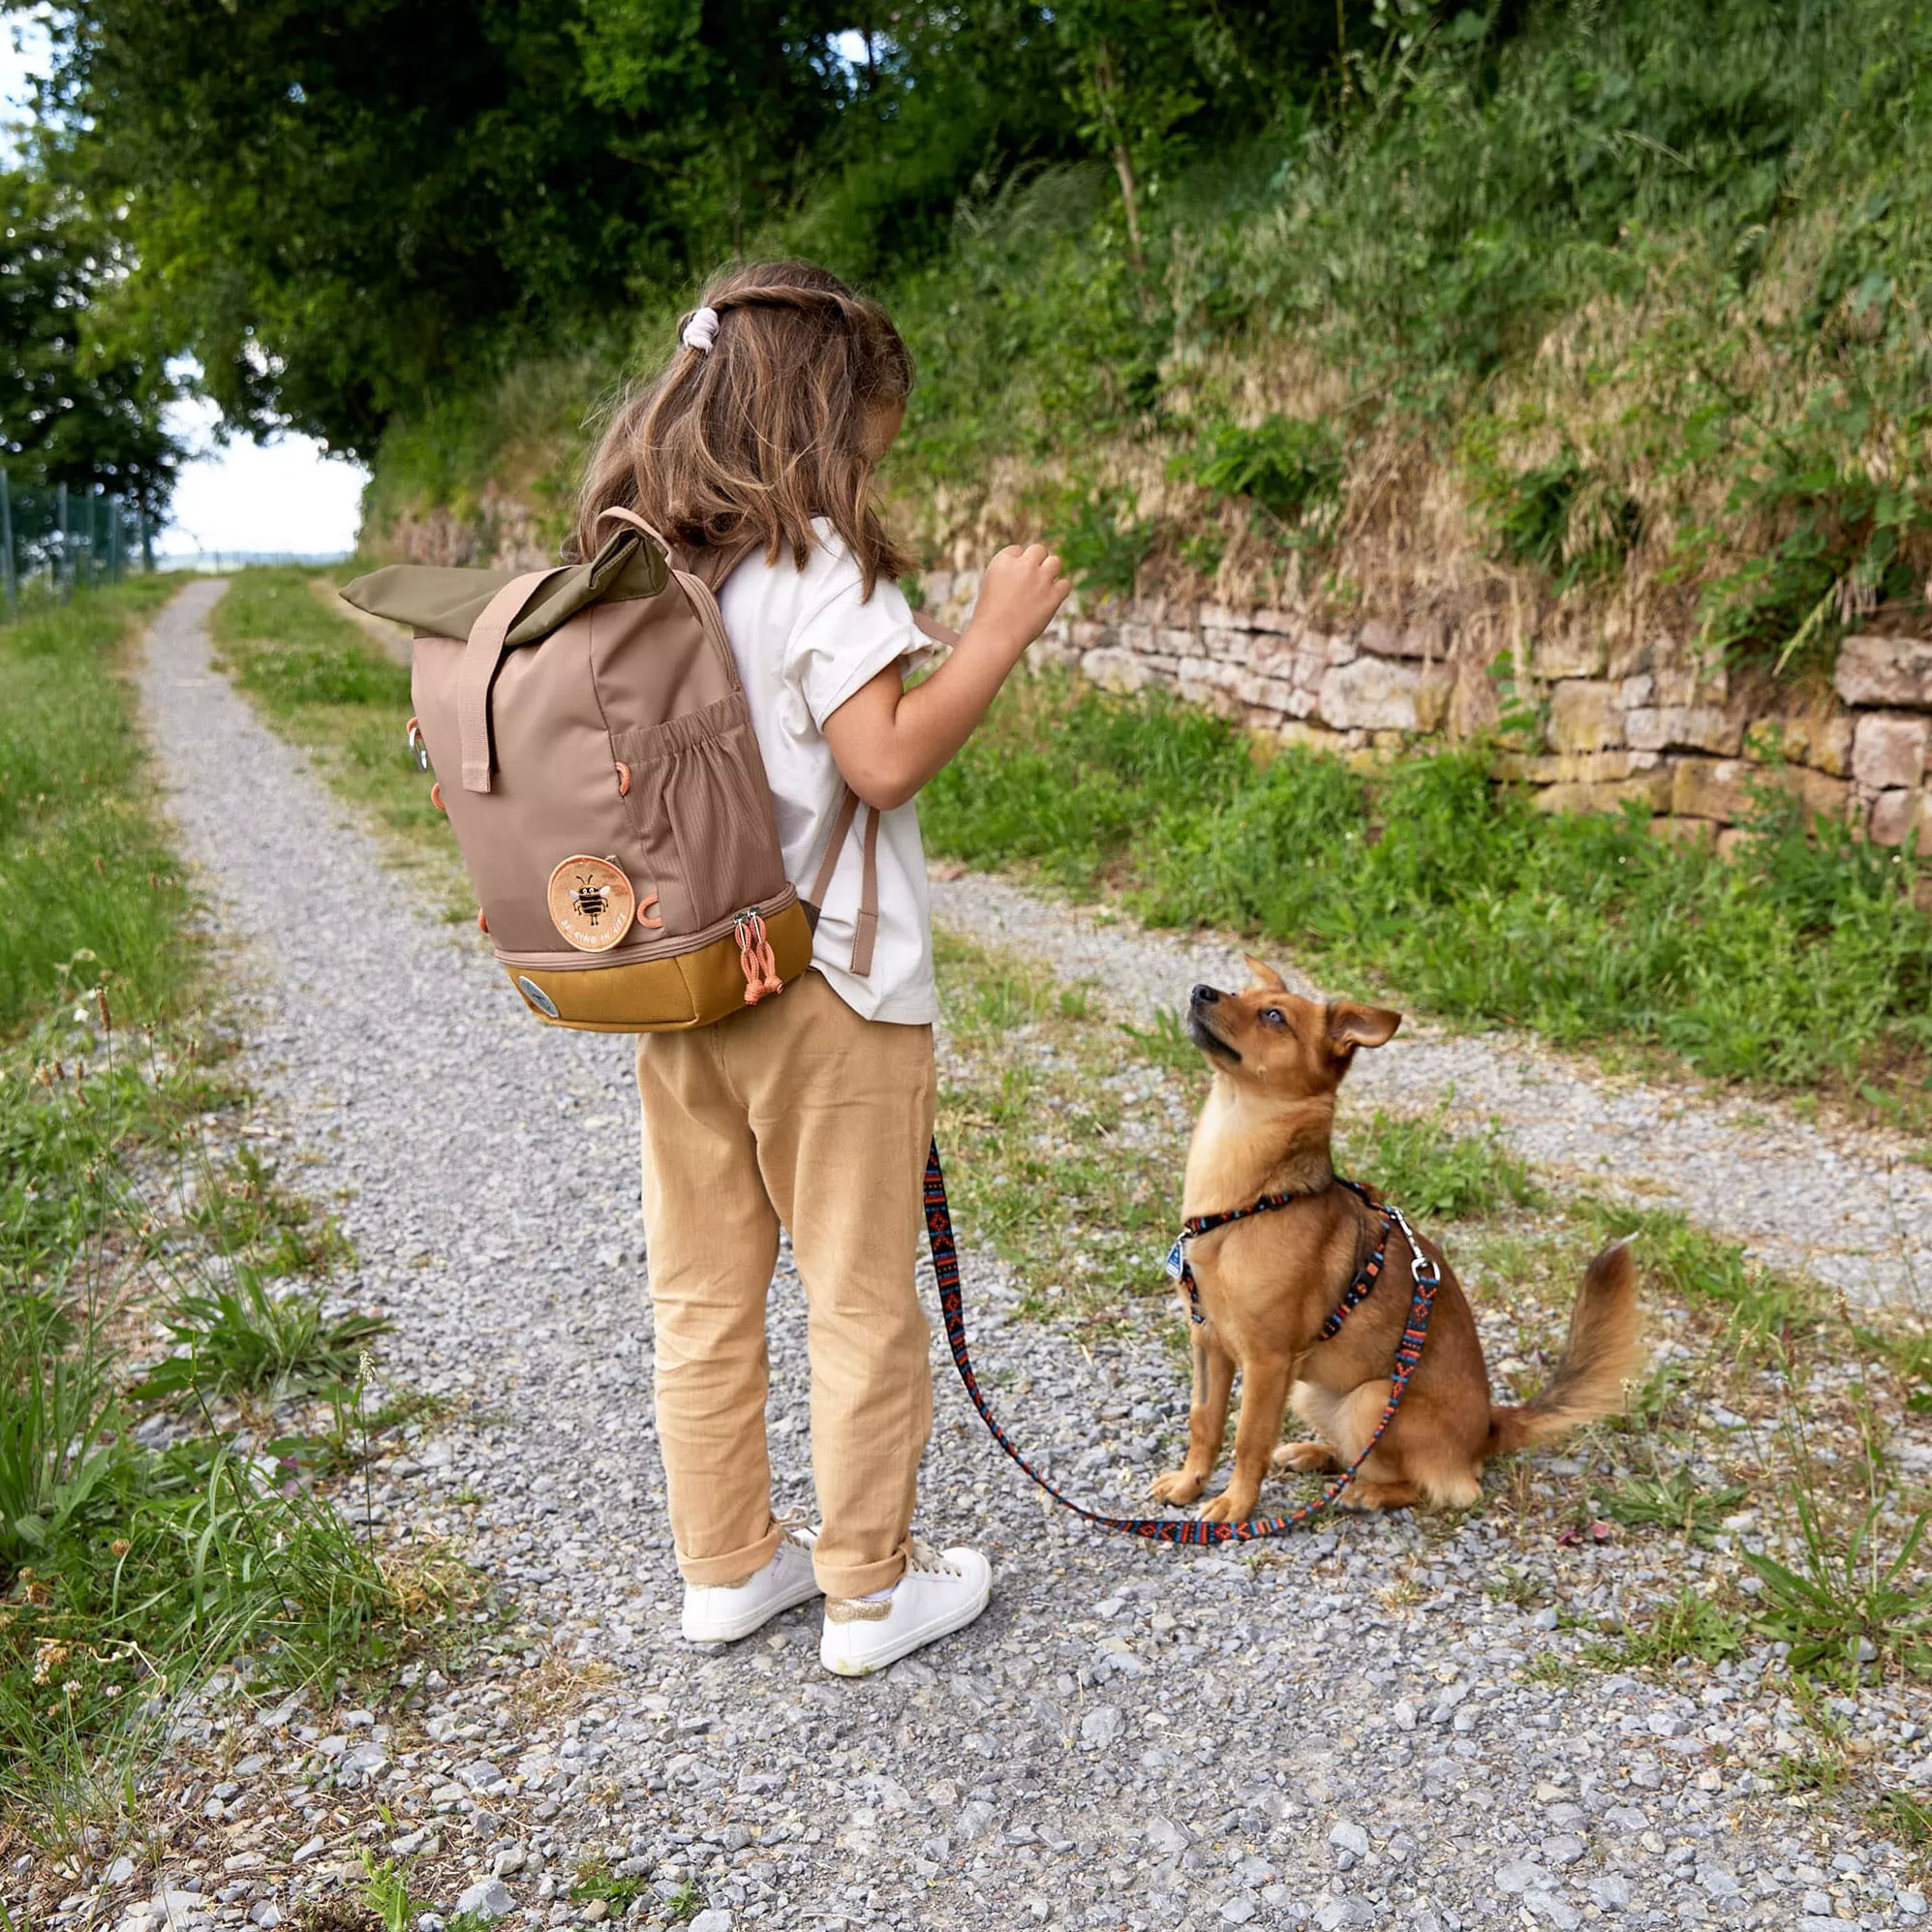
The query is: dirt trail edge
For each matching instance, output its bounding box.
[131,583,1920,1932]
[930,874,1932,1320]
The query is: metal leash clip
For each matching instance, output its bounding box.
[405,716,429,772]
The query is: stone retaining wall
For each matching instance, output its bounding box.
[375,501,1932,849]
[921,568,1932,852]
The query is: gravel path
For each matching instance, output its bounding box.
[109,584,1926,1932]
[930,875,1932,1321]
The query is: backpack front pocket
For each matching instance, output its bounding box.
[615,694,787,935]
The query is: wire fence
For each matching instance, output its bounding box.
[1,470,153,618]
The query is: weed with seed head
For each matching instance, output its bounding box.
[1745,1490,1932,1685]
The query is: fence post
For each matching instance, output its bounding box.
[0,468,14,622]
[108,494,122,583]
[56,480,69,598]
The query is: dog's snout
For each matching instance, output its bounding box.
[1190,983,1220,1007]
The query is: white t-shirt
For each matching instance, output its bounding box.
[717,520,937,1026]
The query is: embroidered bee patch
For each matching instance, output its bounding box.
[547,854,637,952]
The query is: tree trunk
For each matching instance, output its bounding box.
[1091,41,1148,282]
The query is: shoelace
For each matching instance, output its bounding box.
[903,1538,961,1579]
[773,1509,813,1550]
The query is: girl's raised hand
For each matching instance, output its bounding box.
[973,542,1072,655]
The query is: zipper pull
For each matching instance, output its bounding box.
[734,910,783,1003]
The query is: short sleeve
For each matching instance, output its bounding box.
[788,539,920,729]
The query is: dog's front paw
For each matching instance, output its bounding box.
[1273,1440,1341,1474]
[1197,1487,1260,1524]
[1150,1468,1207,1507]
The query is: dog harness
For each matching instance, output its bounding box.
[925,1142,1443,1543]
[1165,1177,1390,1328]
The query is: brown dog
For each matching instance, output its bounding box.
[1150,959,1643,1519]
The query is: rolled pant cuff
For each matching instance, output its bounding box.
[815,1547,909,1601]
[676,1519,784,1587]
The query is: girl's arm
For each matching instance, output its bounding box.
[821,542,1071,812]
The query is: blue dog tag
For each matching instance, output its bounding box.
[1163,1237,1187,1282]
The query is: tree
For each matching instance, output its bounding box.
[572,0,853,261]
[43,0,715,457]
[0,167,180,524]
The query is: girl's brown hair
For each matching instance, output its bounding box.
[574,260,913,597]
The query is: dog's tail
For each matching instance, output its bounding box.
[1487,1238,1644,1457]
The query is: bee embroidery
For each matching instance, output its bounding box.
[546,855,639,953]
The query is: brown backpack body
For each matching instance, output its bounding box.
[343,507,873,1031]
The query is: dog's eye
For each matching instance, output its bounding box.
[1260,1007,1287,1029]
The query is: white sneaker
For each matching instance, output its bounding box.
[818,1540,992,1676]
[681,1521,820,1643]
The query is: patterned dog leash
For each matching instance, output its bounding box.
[923,1140,1443,1544]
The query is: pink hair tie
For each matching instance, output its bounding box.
[681,306,720,353]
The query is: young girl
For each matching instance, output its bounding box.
[575,261,1069,1675]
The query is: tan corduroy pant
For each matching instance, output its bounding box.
[634,968,936,1600]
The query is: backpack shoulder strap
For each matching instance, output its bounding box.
[805,787,881,978]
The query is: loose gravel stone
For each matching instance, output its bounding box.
[68,582,1921,1932]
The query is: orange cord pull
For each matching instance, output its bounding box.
[476,907,489,935]
[735,911,783,1004]
[430,781,445,813]
[615,760,631,797]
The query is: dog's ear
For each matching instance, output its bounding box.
[1327,1001,1401,1053]
[1242,954,1287,992]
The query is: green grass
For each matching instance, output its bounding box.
[1582,1586,1751,1671]
[141,1270,393,1403]
[935,933,1181,1326]
[1593,1467,1748,1540]
[921,674,1932,1113]
[569,1859,649,1915]
[1744,1488,1932,1686]
[0,577,191,1033]
[1339,1107,1543,1222]
[209,570,468,915]
[1,580,465,1853]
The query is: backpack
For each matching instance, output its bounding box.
[341,506,879,1032]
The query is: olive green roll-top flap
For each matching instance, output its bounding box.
[341,530,668,646]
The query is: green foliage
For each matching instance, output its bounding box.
[1174,414,1345,542]
[141,1272,390,1404]
[1339,1108,1542,1222]
[1584,1587,1750,1671]
[569,1860,649,1914]
[0,167,181,512]
[358,1852,425,1932]
[1745,1492,1932,1684]
[0,580,195,1034]
[922,674,1932,1106]
[1594,1468,1748,1539]
[1044,485,1157,600]
[1469,441,1641,589]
